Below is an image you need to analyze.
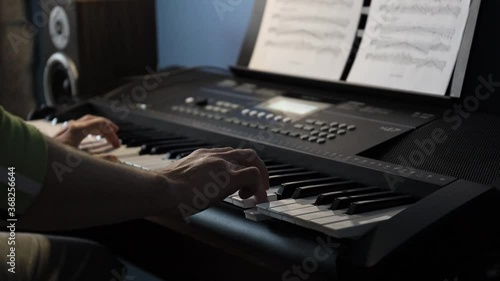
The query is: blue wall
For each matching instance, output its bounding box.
[156,0,255,69]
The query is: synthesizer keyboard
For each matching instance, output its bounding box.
[31,68,500,281]
[31,118,414,239]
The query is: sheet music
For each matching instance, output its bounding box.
[348,0,471,96]
[249,0,364,81]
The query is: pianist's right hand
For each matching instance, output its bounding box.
[156,147,270,218]
[18,135,270,231]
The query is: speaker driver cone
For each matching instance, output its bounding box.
[49,6,71,50]
[43,53,79,106]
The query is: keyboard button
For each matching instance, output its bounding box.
[317,138,326,144]
[327,134,336,140]
[347,125,356,131]
[258,125,268,130]
[303,125,314,131]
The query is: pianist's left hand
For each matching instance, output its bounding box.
[53,114,121,148]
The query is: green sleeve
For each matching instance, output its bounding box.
[0,106,48,220]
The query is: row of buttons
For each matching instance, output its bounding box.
[223,118,268,130]
[241,109,292,123]
[172,106,269,131]
[172,106,226,118]
[215,100,239,110]
[269,128,339,145]
[173,105,232,115]
[172,106,334,145]
[294,123,353,135]
[305,119,356,130]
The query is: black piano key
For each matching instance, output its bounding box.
[266,164,294,171]
[269,171,321,186]
[150,142,208,155]
[117,128,156,136]
[268,168,308,177]
[277,177,341,199]
[119,132,161,143]
[134,136,187,148]
[112,120,133,126]
[331,191,397,210]
[292,181,360,199]
[125,134,178,147]
[262,159,275,165]
[114,124,145,131]
[346,195,416,215]
[314,186,382,205]
[140,140,198,155]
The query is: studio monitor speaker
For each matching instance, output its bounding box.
[40,0,157,107]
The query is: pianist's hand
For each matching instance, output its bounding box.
[158,147,270,217]
[54,114,121,148]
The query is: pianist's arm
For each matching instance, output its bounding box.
[0,107,269,231]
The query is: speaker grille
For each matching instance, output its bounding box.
[362,113,500,185]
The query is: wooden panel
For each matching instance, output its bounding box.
[75,0,157,97]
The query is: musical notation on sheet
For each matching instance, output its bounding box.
[348,0,471,96]
[249,0,364,81]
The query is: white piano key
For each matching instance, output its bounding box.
[244,208,269,222]
[231,187,279,209]
[294,209,347,228]
[268,199,316,219]
[27,119,64,137]
[79,138,108,150]
[318,206,408,238]
[122,155,167,165]
[257,199,300,209]
[256,198,312,216]
[281,205,331,223]
[223,191,239,204]
[111,146,142,158]
[88,144,116,155]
